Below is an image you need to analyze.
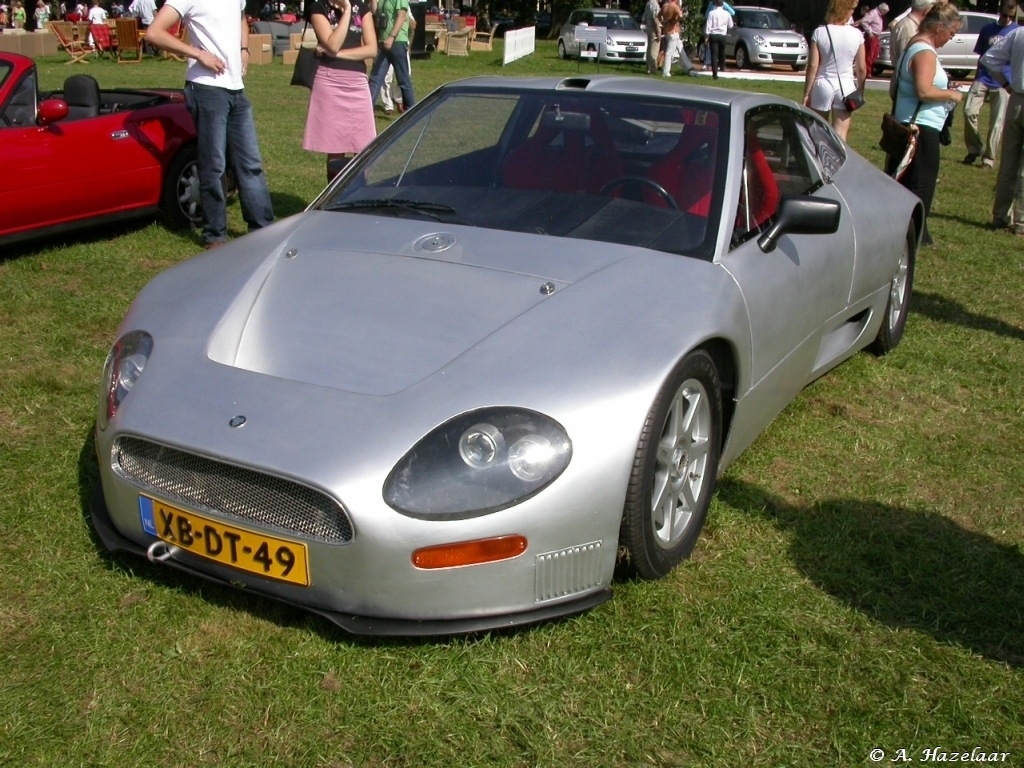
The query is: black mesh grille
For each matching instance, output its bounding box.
[112,436,353,543]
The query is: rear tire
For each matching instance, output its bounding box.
[869,226,916,355]
[161,145,200,229]
[619,351,722,580]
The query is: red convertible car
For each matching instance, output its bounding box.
[0,52,201,248]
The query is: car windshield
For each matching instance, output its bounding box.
[593,13,639,29]
[738,10,792,30]
[319,87,728,259]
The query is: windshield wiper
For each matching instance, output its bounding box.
[325,198,457,221]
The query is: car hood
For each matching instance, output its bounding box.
[744,29,805,42]
[205,213,635,396]
[607,30,646,43]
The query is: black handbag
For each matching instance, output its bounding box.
[879,112,916,156]
[290,22,318,89]
[843,90,865,112]
[879,50,922,158]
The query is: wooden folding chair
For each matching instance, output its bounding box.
[49,20,92,64]
[90,23,115,59]
[115,17,144,63]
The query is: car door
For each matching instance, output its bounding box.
[719,105,856,403]
[0,81,161,240]
[725,10,746,58]
[941,13,991,72]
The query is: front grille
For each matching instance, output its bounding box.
[112,436,353,544]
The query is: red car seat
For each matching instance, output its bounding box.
[736,130,780,231]
[500,104,624,195]
[644,108,720,214]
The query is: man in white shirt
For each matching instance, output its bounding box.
[146,0,275,249]
[87,0,106,25]
[705,0,733,79]
[128,0,155,28]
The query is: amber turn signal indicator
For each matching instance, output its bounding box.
[412,535,528,569]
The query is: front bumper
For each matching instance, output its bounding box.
[90,485,612,636]
[752,47,807,67]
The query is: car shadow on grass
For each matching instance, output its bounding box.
[911,290,1024,343]
[718,478,1024,668]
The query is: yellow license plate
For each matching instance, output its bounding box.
[139,495,310,587]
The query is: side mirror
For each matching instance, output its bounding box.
[757,195,840,252]
[37,99,69,126]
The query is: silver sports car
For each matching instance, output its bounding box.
[92,76,922,636]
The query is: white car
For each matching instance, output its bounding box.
[721,6,809,71]
[557,8,648,63]
[874,11,998,77]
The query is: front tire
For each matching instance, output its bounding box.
[619,350,723,580]
[869,226,916,355]
[734,44,749,70]
[558,39,567,59]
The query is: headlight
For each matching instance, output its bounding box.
[98,331,153,431]
[753,34,767,47]
[384,407,572,519]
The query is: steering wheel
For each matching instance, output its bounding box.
[599,176,679,209]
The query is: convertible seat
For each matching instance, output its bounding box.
[736,130,780,231]
[500,104,624,195]
[63,74,101,121]
[644,108,720,214]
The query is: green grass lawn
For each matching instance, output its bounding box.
[2,41,1022,767]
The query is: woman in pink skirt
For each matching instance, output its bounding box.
[304,0,378,182]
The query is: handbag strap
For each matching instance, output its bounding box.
[892,47,922,123]
[824,25,847,100]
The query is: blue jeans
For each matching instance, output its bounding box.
[368,42,415,110]
[185,82,275,244]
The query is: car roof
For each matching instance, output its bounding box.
[438,74,780,112]
[574,7,631,13]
